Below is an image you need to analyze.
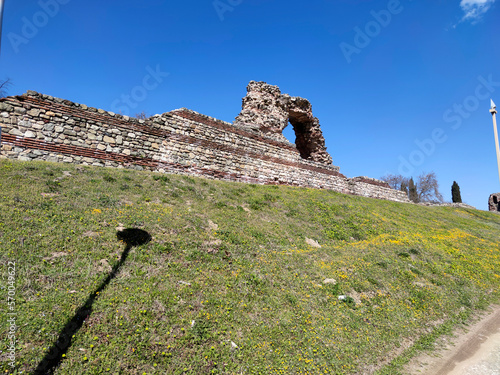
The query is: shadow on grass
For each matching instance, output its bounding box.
[34,228,152,375]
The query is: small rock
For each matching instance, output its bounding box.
[305,238,321,248]
[208,220,218,231]
[83,231,100,238]
[323,278,337,285]
[43,252,68,261]
[98,259,112,272]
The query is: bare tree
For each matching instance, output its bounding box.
[0,78,11,98]
[380,173,409,190]
[381,171,443,203]
[135,111,150,120]
[417,171,443,203]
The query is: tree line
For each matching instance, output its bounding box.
[381,172,462,204]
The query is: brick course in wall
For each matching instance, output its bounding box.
[0,91,409,203]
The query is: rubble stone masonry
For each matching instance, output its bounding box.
[0,87,409,203]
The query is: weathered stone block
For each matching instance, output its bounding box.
[103,135,115,143]
[63,129,77,136]
[0,103,14,112]
[9,128,24,136]
[28,108,41,116]
[14,107,27,114]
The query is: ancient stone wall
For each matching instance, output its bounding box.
[234,81,333,165]
[0,89,409,203]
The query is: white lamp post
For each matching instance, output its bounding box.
[491,99,500,186]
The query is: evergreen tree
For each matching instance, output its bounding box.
[408,177,419,203]
[451,181,462,203]
[400,181,408,196]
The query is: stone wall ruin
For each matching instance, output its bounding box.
[489,193,500,213]
[0,82,409,203]
[234,81,332,164]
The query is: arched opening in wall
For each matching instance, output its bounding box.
[282,123,296,145]
[288,111,314,160]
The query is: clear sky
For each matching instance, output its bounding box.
[1,0,499,209]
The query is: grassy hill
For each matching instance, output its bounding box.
[1,159,499,374]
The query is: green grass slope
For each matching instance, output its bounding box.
[1,159,499,374]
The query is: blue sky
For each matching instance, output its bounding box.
[1,0,499,209]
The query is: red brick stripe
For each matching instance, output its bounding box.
[171,109,299,152]
[1,134,158,167]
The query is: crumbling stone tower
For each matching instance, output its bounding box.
[234,81,333,165]
[489,193,500,213]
